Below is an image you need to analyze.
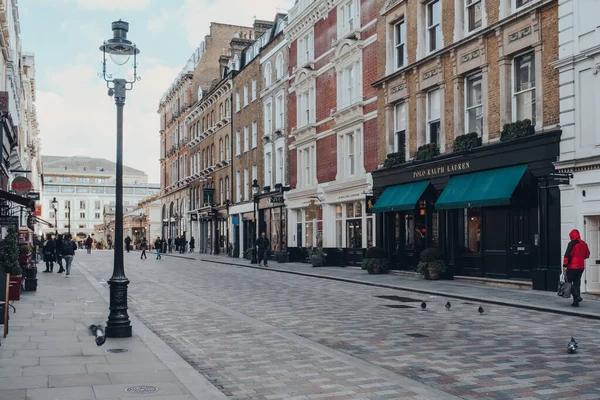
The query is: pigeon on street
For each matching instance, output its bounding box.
[568,337,578,354]
[445,301,451,311]
[478,306,484,314]
[421,301,427,310]
[89,325,106,347]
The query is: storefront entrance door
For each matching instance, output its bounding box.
[482,209,509,278]
[509,210,534,279]
[585,216,600,293]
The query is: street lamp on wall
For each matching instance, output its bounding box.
[99,20,140,339]
[51,197,58,235]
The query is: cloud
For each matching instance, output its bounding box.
[147,0,295,44]
[37,59,180,183]
[70,0,152,10]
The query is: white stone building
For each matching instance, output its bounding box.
[554,0,600,293]
[40,156,159,239]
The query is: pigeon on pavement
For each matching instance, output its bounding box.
[89,325,106,347]
[421,301,427,310]
[478,306,484,314]
[445,301,451,311]
[568,337,578,354]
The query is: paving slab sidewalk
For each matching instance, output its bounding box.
[154,250,600,320]
[0,261,227,400]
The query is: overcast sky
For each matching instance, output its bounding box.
[20,0,294,183]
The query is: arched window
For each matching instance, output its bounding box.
[211,144,215,166]
[225,135,230,160]
[264,62,272,87]
[276,53,284,79]
[225,99,230,117]
[219,103,224,120]
[211,111,215,127]
[219,139,224,161]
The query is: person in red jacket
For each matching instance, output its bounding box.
[563,229,591,307]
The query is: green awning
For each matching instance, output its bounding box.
[372,181,430,213]
[435,164,528,210]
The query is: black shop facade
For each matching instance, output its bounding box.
[372,131,562,291]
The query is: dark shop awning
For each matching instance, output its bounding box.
[372,181,430,213]
[435,164,528,210]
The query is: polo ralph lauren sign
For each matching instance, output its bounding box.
[412,161,472,179]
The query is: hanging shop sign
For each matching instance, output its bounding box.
[11,176,32,196]
[190,214,198,222]
[259,195,285,209]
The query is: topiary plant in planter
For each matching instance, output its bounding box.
[309,247,325,267]
[361,247,389,274]
[414,143,440,161]
[453,132,482,153]
[500,119,534,142]
[244,248,253,261]
[383,152,405,169]
[416,247,447,280]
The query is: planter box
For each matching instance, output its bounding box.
[19,254,30,265]
[276,251,288,263]
[24,278,37,291]
[9,276,21,301]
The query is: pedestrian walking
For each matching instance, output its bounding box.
[85,235,93,254]
[168,237,172,253]
[563,229,591,307]
[255,232,270,268]
[43,235,56,272]
[180,237,186,254]
[107,238,112,250]
[155,237,162,259]
[55,234,65,273]
[140,237,148,260]
[62,234,77,277]
[189,236,195,253]
[124,236,132,253]
[175,236,180,253]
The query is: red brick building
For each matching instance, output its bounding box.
[284,0,383,264]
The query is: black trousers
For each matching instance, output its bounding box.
[257,249,268,265]
[567,269,584,300]
[141,249,146,259]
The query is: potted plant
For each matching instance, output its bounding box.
[453,132,482,153]
[415,247,447,280]
[383,152,405,168]
[414,143,440,161]
[276,249,288,263]
[309,247,325,267]
[0,227,22,300]
[244,248,253,261]
[500,119,534,142]
[361,247,389,274]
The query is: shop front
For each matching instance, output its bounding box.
[372,131,562,291]
[257,193,287,259]
[229,202,255,259]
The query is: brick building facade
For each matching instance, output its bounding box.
[371,0,562,290]
[284,0,383,264]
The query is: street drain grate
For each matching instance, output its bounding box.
[124,386,158,394]
[105,348,129,353]
[406,333,429,338]
[376,295,422,303]
[383,304,413,309]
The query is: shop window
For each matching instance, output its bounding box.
[461,208,482,253]
[367,218,374,248]
[296,209,303,248]
[466,74,483,135]
[346,202,363,248]
[513,52,536,125]
[336,205,343,248]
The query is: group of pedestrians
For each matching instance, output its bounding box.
[42,234,78,277]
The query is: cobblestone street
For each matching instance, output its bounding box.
[77,252,600,400]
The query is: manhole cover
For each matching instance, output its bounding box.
[383,304,413,309]
[376,295,421,303]
[125,386,158,394]
[106,348,129,353]
[406,333,429,338]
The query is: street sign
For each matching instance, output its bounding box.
[26,192,40,200]
[11,176,32,195]
[549,173,572,185]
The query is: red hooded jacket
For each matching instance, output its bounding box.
[563,230,590,270]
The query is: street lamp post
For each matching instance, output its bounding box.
[67,203,71,236]
[51,197,58,235]
[251,180,259,264]
[99,20,140,338]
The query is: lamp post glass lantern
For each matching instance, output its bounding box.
[99,20,140,338]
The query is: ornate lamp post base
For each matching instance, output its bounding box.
[105,276,132,337]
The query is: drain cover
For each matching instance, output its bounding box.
[383,304,413,309]
[376,295,421,303]
[406,333,428,338]
[125,386,158,394]
[105,348,129,353]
